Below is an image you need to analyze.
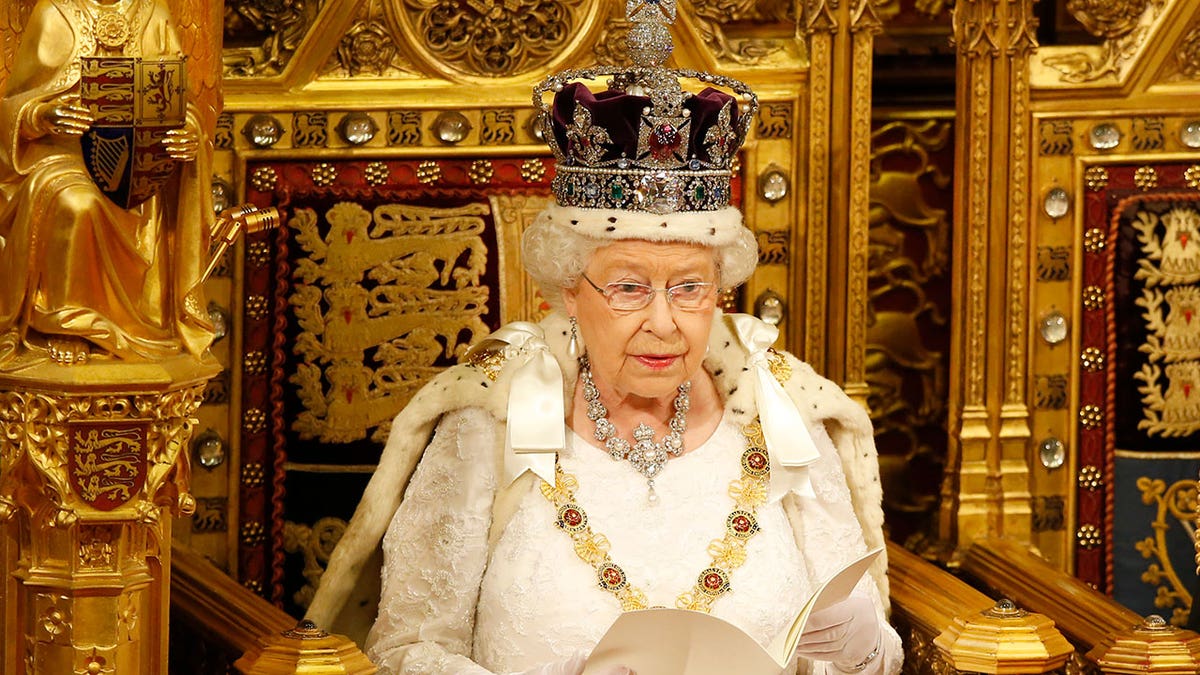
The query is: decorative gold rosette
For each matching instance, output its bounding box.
[95,11,131,48]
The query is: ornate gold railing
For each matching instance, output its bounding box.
[962,538,1200,672]
[887,541,1074,673]
[179,536,1200,674]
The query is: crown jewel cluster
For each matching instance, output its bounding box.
[533,0,758,215]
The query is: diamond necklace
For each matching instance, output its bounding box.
[580,356,690,504]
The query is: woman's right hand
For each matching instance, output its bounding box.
[512,650,633,675]
[31,99,93,137]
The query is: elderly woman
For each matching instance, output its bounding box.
[306,4,902,674]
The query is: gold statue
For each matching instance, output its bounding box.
[0,0,214,366]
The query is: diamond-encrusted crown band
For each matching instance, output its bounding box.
[532,0,758,215]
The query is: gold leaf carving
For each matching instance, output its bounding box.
[1176,25,1200,79]
[222,0,320,77]
[690,0,791,65]
[1043,0,1165,83]
[403,0,579,77]
[289,202,492,443]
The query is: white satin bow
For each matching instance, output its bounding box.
[465,322,563,486]
[728,315,820,502]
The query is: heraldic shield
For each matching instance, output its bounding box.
[79,56,187,209]
[67,421,149,511]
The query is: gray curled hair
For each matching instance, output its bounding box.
[520,211,759,312]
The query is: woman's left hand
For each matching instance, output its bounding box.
[793,594,881,671]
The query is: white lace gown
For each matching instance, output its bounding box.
[365,407,901,675]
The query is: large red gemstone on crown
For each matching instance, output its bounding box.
[649,123,681,160]
[704,573,723,590]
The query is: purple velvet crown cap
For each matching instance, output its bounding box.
[551,82,741,170]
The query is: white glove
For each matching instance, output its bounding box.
[511,650,633,675]
[793,594,881,671]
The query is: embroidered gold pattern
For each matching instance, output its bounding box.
[541,420,770,613]
[1131,205,1200,436]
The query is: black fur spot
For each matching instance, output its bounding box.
[729,386,738,395]
[660,222,668,228]
[732,407,745,415]
[606,226,616,232]
[713,369,724,376]
[481,382,489,388]
[608,216,618,223]
[709,227,716,235]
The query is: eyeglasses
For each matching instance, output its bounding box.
[581,273,717,311]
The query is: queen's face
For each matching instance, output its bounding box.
[563,240,718,402]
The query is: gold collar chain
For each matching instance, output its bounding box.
[539,419,771,613]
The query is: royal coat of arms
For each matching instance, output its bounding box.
[67,421,148,511]
[79,55,187,209]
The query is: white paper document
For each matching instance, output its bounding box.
[582,547,883,675]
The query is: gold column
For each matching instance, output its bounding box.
[943,0,1037,547]
[0,358,218,674]
[803,0,881,401]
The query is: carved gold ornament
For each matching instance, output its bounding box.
[337,20,397,76]
[94,11,131,48]
[1085,166,1110,191]
[1177,26,1200,79]
[1135,477,1197,626]
[1045,0,1162,83]
[403,0,579,77]
[0,385,203,523]
[1066,0,1148,39]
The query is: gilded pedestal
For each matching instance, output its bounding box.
[0,357,219,675]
